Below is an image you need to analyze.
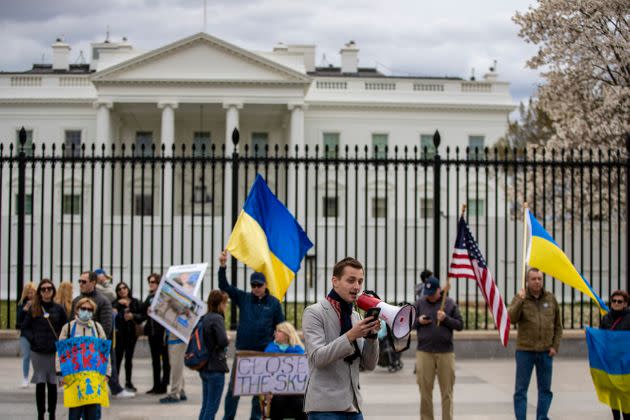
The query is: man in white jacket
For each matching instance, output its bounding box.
[302,257,380,420]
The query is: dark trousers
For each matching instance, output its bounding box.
[612,409,630,420]
[270,395,307,420]
[148,334,170,390]
[35,382,57,420]
[514,350,553,420]
[69,404,99,420]
[115,330,138,385]
[108,338,124,395]
[223,359,261,420]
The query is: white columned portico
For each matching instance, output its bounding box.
[223,102,243,154]
[94,100,113,146]
[93,100,113,265]
[158,101,178,223]
[288,102,306,223]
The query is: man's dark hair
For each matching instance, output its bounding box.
[420,270,433,283]
[332,257,363,278]
[526,267,541,278]
[81,270,98,283]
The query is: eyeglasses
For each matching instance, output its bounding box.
[250,283,264,289]
[78,279,88,285]
[611,299,625,304]
[79,307,94,312]
[40,287,53,292]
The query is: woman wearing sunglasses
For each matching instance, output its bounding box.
[21,279,68,420]
[57,297,111,420]
[139,273,170,394]
[113,281,142,392]
[600,290,630,420]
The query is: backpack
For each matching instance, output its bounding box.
[184,315,210,371]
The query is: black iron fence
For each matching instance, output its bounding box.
[1,128,628,330]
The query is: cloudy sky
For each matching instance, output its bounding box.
[1,0,541,110]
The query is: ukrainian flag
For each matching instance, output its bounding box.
[525,209,609,314]
[586,327,630,413]
[226,174,313,301]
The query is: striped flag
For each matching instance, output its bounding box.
[448,216,510,347]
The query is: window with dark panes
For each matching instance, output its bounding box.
[64,130,82,157]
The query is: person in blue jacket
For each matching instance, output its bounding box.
[263,322,307,420]
[218,250,284,420]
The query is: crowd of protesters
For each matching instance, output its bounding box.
[15,256,630,420]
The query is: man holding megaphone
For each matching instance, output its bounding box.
[414,275,463,420]
[302,257,380,420]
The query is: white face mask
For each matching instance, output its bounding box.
[78,309,93,322]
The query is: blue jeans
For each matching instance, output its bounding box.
[308,412,364,420]
[19,336,31,379]
[223,360,261,420]
[514,350,553,420]
[199,371,225,420]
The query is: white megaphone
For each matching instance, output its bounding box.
[357,292,416,339]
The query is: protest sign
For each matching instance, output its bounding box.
[57,335,111,408]
[232,351,309,396]
[149,275,205,343]
[163,263,207,296]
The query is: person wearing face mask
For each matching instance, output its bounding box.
[21,279,68,420]
[57,297,111,420]
[218,250,285,420]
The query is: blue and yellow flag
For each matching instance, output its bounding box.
[57,335,111,408]
[226,174,313,300]
[586,327,630,412]
[525,209,608,314]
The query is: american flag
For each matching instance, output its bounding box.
[448,216,510,347]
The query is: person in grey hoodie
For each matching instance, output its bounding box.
[413,276,463,420]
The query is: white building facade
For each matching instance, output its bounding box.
[0,33,519,305]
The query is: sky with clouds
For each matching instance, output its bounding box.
[0,0,542,110]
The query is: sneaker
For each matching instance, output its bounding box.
[179,392,187,401]
[113,389,135,399]
[159,395,181,404]
[20,378,29,388]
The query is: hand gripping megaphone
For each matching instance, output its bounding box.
[357,291,417,339]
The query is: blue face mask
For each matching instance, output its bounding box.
[78,309,93,322]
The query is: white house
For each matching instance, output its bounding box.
[0,32,518,303]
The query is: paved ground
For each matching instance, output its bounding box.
[0,356,610,419]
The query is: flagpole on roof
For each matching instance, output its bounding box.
[521,202,529,290]
[438,203,467,325]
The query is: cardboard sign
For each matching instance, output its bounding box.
[56,335,111,408]
[232,351,309,396]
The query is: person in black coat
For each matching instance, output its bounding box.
[139,273,170,394]
[600,290,630,420]
[113,281,142,392]
[21,279,68,420]
[198,290,230,420]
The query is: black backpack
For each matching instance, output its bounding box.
[184,315,209,371]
